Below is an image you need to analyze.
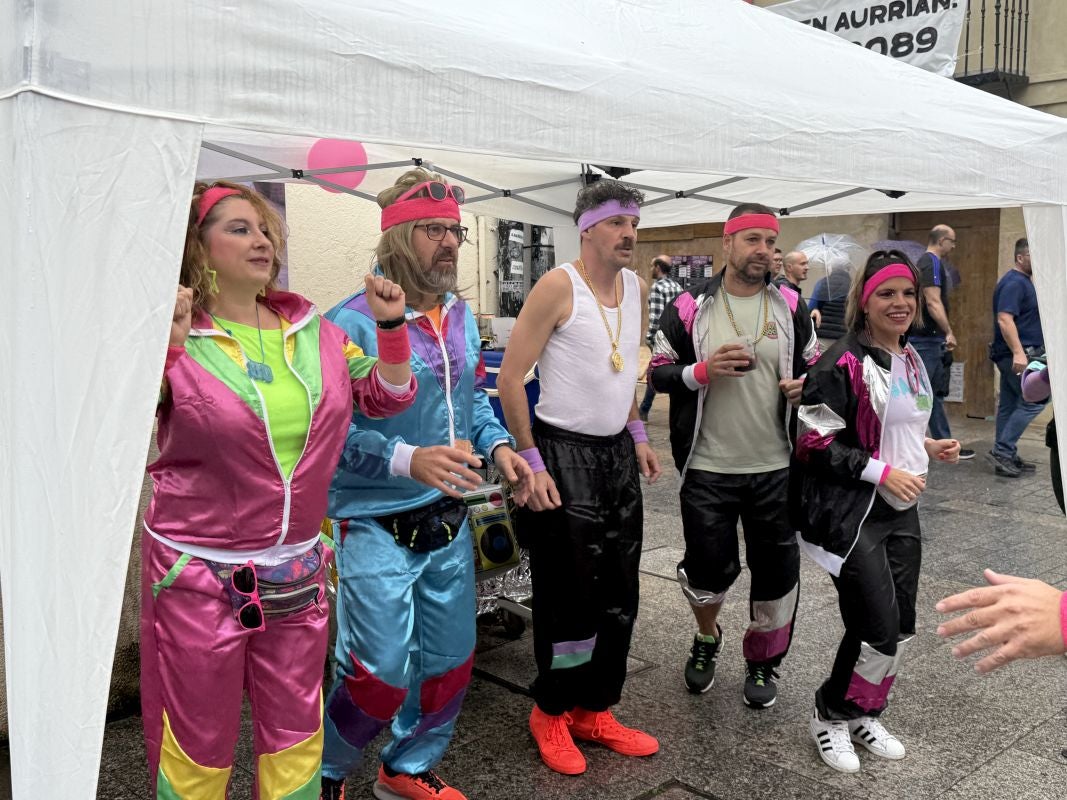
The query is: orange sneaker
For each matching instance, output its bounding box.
[568,708,659,757]
[529,706,587,775]
[372,765,466,800]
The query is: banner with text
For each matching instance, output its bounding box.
[768,0,967,77]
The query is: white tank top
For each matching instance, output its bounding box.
[535,263,641,436]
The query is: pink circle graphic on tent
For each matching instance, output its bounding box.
[306,139,368,192]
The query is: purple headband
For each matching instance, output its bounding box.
[578,200,640,233]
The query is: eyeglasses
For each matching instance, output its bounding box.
[230,561,265,631]
[942,237,956,244]
[395,181,466,205]
[414,223,470,244]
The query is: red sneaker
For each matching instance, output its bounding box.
[372,765,466,800]
[568,708,659,757]
[528,706,587,775]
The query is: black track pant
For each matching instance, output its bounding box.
[521,418,643,716]
[817,495,921,721]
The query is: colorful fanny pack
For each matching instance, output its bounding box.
[205,542,325,621]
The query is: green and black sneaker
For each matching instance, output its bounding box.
[684,626,723,694]
[743,662,779,709]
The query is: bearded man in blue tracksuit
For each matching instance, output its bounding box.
[320,169,533,800]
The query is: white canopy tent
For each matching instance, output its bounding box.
[4,0,1067,795]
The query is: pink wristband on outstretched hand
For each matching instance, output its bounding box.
[693,360,710,386]
[165,345,185,373]
[879,464,892,485]
[626,419,649,444]
[519,447,546,474]
[376,325,411,364]
[1060,591,1067,650]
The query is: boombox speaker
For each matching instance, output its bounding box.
[463,483,520,573]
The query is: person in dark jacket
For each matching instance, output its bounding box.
[650,203,819,710]
[790,251,959,774]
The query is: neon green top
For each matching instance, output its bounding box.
[217,318,312,479]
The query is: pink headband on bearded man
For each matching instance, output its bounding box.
[381,183,462,232]
[577,200,641,233]
[196,187,242,226]
[860,263,917,308]
[722,213,780,235]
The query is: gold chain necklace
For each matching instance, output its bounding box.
[575,258,625,372]
[721,287,773,344]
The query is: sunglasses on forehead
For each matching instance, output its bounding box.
[395,181,466,205]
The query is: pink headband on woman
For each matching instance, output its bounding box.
[577,200,640,233]
[381,196,461,231]
[723,213,780,235]
[861,263,917,308]
[196,187,241,226]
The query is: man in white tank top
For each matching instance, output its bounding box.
[497,181,662,777]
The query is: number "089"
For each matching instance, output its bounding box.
[854,27,938,58]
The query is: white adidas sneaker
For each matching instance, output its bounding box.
[809,710,860,773]
[849,715,906,760]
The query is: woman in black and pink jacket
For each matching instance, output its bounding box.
[789,251,959,774]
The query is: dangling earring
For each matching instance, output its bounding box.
[205,266,219,295]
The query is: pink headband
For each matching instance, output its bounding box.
[577,200,641,233]
[723,213,780,235]
[196,187,241,226]
[381,196,461,232]
[861,263,916,308]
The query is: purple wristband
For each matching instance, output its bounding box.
[519,447,546,474]
[626,419,649,445]
[1060,591,1067,651]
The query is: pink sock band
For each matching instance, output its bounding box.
[1060,591,1067,650]
[626,419,649,445]
[519,447,546,474]
[376,325,412,364]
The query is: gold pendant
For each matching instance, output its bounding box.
[611,350,624,372]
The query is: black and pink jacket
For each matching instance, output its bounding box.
[649,270,819,474]
[788,333,932,576]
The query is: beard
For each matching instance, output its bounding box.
[422,250,458,294]
[731,256,768,285]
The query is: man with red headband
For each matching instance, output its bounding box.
[650,203,819,709]
[319,169,534,800]
[497,180,662,776]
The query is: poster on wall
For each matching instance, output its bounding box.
[767,0,967,77]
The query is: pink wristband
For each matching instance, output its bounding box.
[519,447,546,474]
[693,360,710,386]
[879,464,892,485]
[626,419,649,445]
[376,325,411,364]
[1060,591,1067,650]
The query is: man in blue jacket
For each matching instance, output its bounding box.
[320,169,533,800]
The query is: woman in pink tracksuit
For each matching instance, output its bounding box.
[141,180,416,798]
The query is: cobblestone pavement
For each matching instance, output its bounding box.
[3,408,1065,799]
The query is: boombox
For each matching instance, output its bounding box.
[463,483,520,573]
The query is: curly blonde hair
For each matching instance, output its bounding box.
[181,180,287,308]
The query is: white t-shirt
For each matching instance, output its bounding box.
[877,351,932,511]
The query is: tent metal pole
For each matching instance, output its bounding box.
[783,187,870,214]
[199,141,379,199]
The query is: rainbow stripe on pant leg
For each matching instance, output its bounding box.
[155,710,231,800]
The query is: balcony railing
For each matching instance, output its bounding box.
[956,1,1030,87]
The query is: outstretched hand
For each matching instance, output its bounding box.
[936,569,1066,673]
[170,286,194,348]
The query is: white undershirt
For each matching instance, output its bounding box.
[876,352,932,511]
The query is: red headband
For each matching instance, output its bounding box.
[196,187,241,226]
[381,195,461,232]
[723,213,780,235]
[861,263,916,308]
